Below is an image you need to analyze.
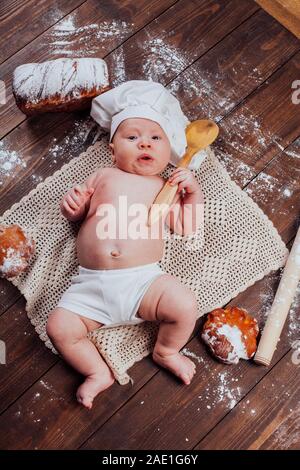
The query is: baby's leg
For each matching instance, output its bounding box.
[138,275,197,384]
[46,308,114,409]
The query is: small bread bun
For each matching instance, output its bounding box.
[201,307,259,364]
[0,224,35,278]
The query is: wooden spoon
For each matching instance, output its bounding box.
[148,119,219,226]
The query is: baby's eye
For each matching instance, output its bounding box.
[152,135,161,140]
[127,135,137,140]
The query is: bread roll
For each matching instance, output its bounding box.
[201,307,259,364]
[0,224,35,278]
[12,58,110,115]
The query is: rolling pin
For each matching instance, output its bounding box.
[254,225,300,366]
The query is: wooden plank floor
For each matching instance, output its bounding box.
[0,0,300,450]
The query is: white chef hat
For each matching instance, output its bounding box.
[90,80,191,168]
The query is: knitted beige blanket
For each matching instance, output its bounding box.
[0,139,288,384]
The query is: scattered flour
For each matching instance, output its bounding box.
[39,379,54,391]
[182,348,243,410]
[271,407,300,449]
[47,117,101,167]
[35,118,103,183]
[285,148,300,159]
[214,371,242,409]
[216,148,256,186]
[258,274,277,320]
[1,118,102,188]
[129,35,234,121]
[0,142,27,184]
[169,66,234,122]
[167,48,265,122]
[245,172,282,207]
[196,364,243,411]
[181,347,204,364]
[258,273,300,346]
[287,284,300,342]
[220,111,268,158]
[141,37,191,82]
[215,104,290,188]
[283,187,293,198]
[48,6,65,24]
[109,45,127,86]
[229,64,263,86]
[46,15,134,56]
[245,170,298,217]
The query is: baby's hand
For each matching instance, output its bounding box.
[61,185,95,221]
[168,168,200,194]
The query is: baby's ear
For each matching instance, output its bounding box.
[109,143,116,163]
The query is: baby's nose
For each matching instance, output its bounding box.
[139,139,151,148]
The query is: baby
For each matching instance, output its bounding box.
[46,81,204,409]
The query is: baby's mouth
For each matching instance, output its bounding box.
[138,154,154,163]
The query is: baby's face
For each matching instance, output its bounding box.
[109,118,171,175]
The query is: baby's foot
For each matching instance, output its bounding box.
[76,370,114,409]
[153,350,196,385]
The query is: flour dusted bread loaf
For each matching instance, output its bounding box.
[0,224,35,278]
[201,307,259,364]
[13,58,110,116]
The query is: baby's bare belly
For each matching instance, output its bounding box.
[76,216,165,269]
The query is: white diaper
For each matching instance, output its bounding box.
[57,262,164,327]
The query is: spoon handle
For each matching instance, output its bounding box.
[177,147,197,168]
[147,182,179,226]
[147,147,197,226]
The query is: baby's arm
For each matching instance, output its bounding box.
[60,170,100,222]
[165,168,204,236]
